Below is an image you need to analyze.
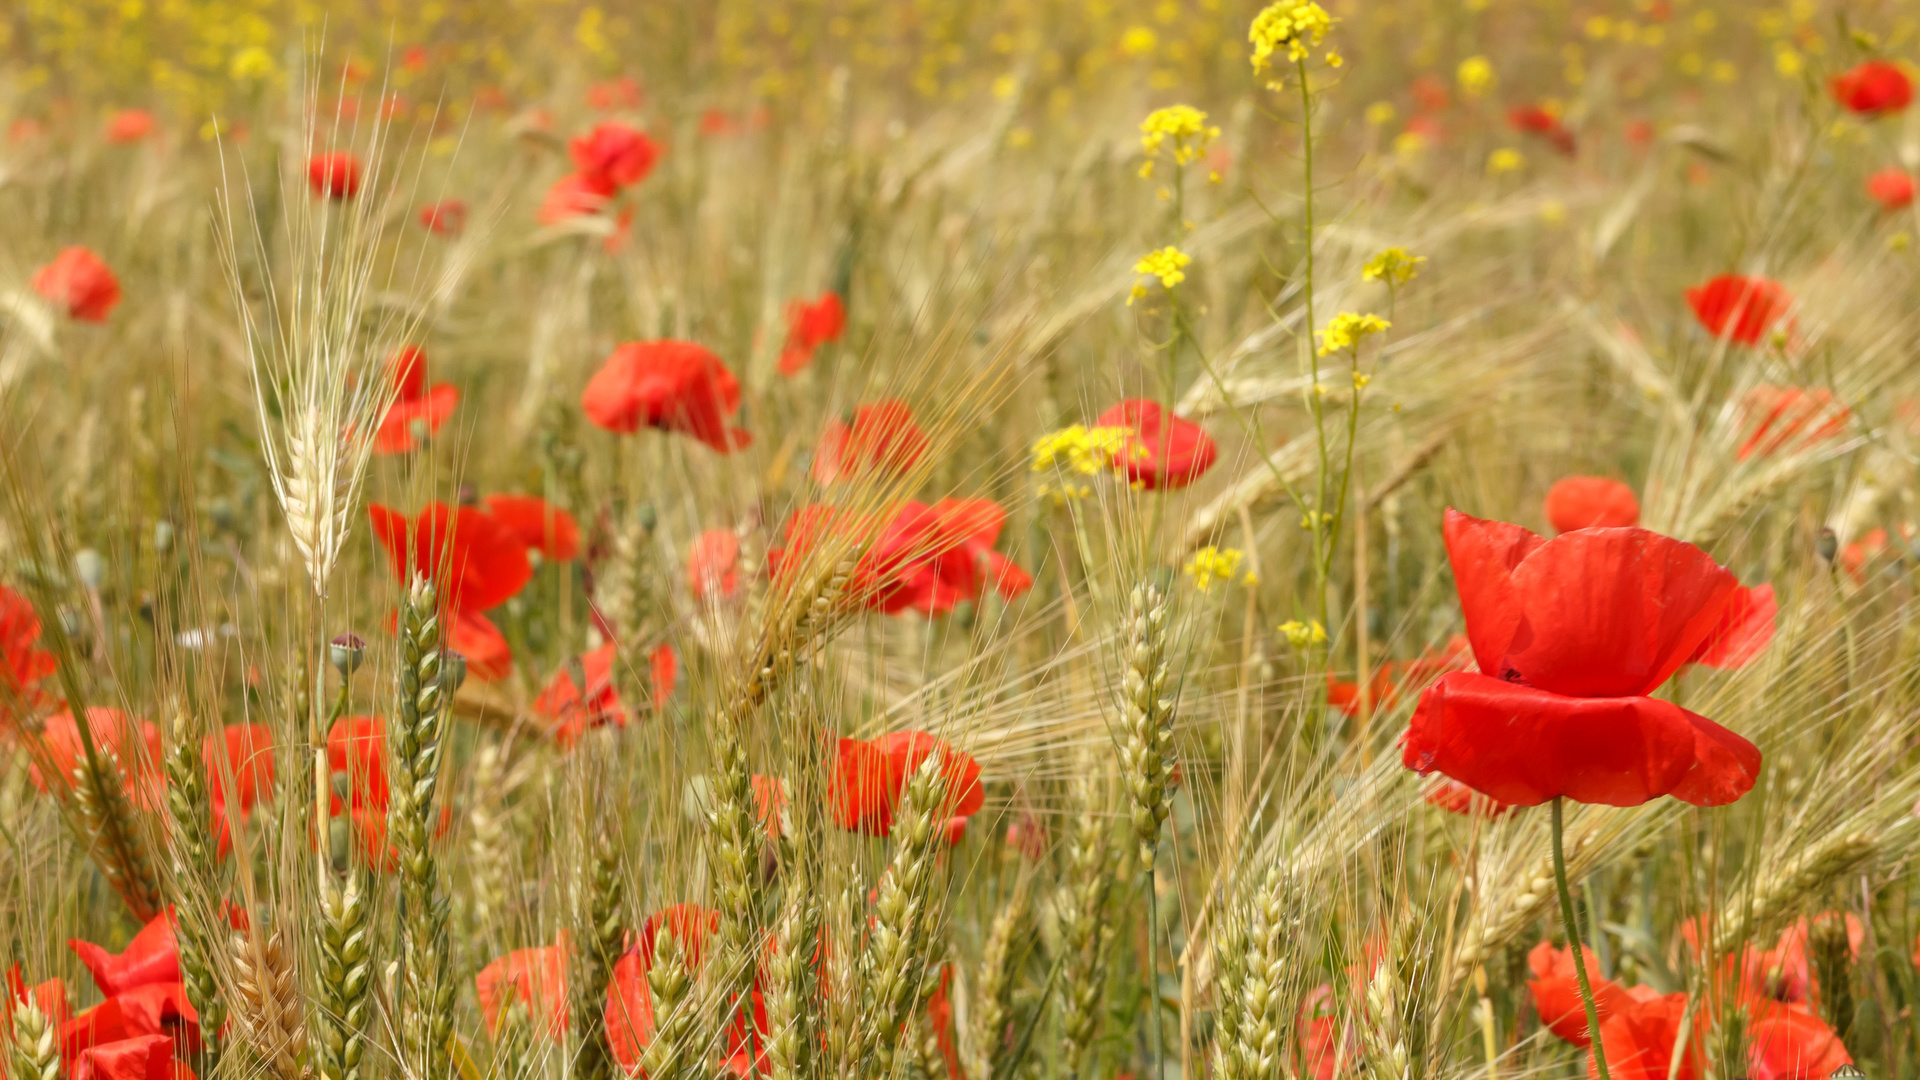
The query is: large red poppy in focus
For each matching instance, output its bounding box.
[1685,275,1792,347]
[581,341,752,453]
[1096,400,1218,490]
[368,502,533,681]
[1401,510,1762,808]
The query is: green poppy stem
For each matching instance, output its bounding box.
[1552,796,1611,1080]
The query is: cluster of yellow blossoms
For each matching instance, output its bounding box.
[1138,105,1220,177]
[1248,1,1336,72]
[1183,546,1254,592]
[1362,248,1426,285]
[1316,312,1391,356]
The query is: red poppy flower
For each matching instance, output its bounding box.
[105,110,154,143]
[60,980,203,1064]
[778,293,848,375]
[885,498,1034,615]
[1589,991,1698,1080]
[1544,476,1640,534]
[1736,386,1849,461]
[1831,60,1913,116]
[6,966,71,1030]
[586,77,643,112]
[71,1032,195,1080]
[33,247,122,323]
[206,724,276,859]
[700,109,737,137]
[1529,941,1642,1047]
[1841,527,1892,583]
[1,583,56,714]
[529,641,678,747]
[306,152,362,199]
[606,904,767,1077]
[29,709,163,808]
[417,199,467,236]
[484,495,580,561]
[810,400,927,484]
[1327,636,1470,717]
[475,941,568,1040]
[1688,583,1776,669]
[323,716,451,870]
[581,341,752,452]
[373,347,460,455]
[829,731,984,838]
[1296,984,1348,1080]
[925,965,964,1080]
[1868,168,1915,210]
[70,909,181,997]
[688,528,743,601]
[1411,75,1450,112]
[1730,914,1862,1009]
[1508,106,1575,155]
[537,172,617,224]
[570,122,659,188]
[1685,275,1793,347]
[368,501,531,680]
[752,774,788,839]
[1096,400,1218,490]
[1745,1002,1851,1080]
[1402,510,1762,808]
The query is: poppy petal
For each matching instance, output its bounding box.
[1689,583,1776,670]
[1441,508,1546,677]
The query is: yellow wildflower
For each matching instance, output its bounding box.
[1365,101,1397,126]
[1316,312,1391,355]
[1133,247,1192,296]
[1353,372,1371,389]
[1278,619,1327,648]
[1361,247,1425,285]
[1031,426,1135,474]
[1457,55,1495,96]
[1122,26,1159,57]
[1487,147,1525,175]
[1249,1,1335,72]
[1184,547,1246,592]
[1140,105,1221,166]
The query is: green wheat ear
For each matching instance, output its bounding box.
[391,574,454,1080]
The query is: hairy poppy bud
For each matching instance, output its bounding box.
[1817,527,1838,563]
[330,632,366,676]
[443,651,469,693]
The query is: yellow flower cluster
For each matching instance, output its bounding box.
[1362,247,1426,285]
[1184,546,1251,592]
[1315,312,1391,356]
[1031,425,1134,475]
[1487,148,1526,175]
[1458,56,1496,96]
[1248,1,1334,72]
[1130,247,1192,303]
[1278,619,1327,648]
[1139,105,1220,174]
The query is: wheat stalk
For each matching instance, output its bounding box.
[1057,774,1115,1079]
[1118,582,1175,867]
[161,706,226,1058]
[639,924,696,1080]
[854,752,951,1080]
[570,846,625,1080]
[391,575,454,1080]
[969,874,1031,1080]
[6,991,56,1080]
[229,926,306,1080]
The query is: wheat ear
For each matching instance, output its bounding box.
[229,926,306,1080]
[855,752,952,1080]
[765,703,824,1080]
[969,874,1032,1080]
[7,990,57,1080]
[570,846,625,1080]
[1215,864,1296,1080]
[639,924,696,1080]
[160,706,226,1058]
[1057,775,1115,1079]
[705,711,764,1043]
[314,868,372,1080]
[391,575,454,1080]
[593,507,663,712]
[1118,582,1175,866]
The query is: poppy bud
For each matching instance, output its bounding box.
[1817,528,1838,563]
[442,651,468,693]
[330,632,366,676]
[328,816,351,870]
[75,548,104,590]
[636,502,657,533]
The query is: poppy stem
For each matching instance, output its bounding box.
[1147,866,1165,1080]
[1552,796,1611,1080]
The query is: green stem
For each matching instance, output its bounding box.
[1296,55,1329,644]
[1552,797,1611,1080]
[1146,866,1163,1080]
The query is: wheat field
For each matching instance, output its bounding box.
[1,5,1918,1080]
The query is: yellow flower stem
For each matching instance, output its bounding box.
[1297,55,1332,648]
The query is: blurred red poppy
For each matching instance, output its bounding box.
[417,199,467,236]
[538,172,617,224]
[105,110,153,143]
[1508,105,1575,155]
[1685,275,1792,347]
[484,495,580,561]
[1868,168,1915,210]
[687,528,743,601]
[1411,75,1450,112]
[206,724,276,859]
[1687,583,1776,669]
[1736,385,1849,461]
[325,716,453,870]
[607,904,767,1077]
[1841,527,1893,583]
[1543,476,1640,533]
[368,502,532,681]
[1424,778,1512,817]
[767,499,1030,616]
[586,76,643,112]
[1328,636,1471,717]
[1402,509,1762,808]
[373,346,460,454]
[1589,991,1698,1080]
[29,709,163,809]
[1096,400,1218,490]
[1296,984,1346,1080]
[778,293,848,375]
[530,641,677,746]
[306,152,362,199]
[400,45,429,72]
[581,341,752,452]
[1,583,56,715]
[1831,60,1913,116]
[1530,941,1645,1047]
[475,941,568,1039]
[925,964,964,1080]
[700,109,737,136]
[70,909,181,997]
[1744,1002,1851,1080]
[570,122,659,188]
[829,730,984,838]
[810,400,926,483]
[751,774,788,839]
[33,247,122,322]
